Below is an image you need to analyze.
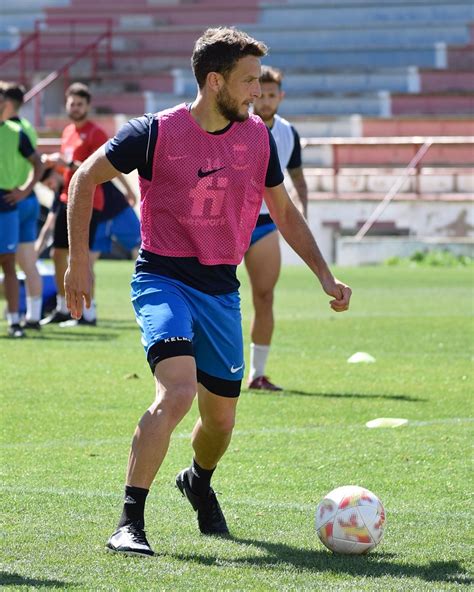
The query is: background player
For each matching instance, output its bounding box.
[41,83,108,326]
[245,66,308,391]
[2,81,44,330]
[0,85,43,337]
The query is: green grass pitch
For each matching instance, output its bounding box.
[1,262,472,591]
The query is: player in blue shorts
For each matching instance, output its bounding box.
[63,28,352,557]
[0,84,43,338]
[3,82,44,330]
[90,180,141,262]
[245,66,309,391]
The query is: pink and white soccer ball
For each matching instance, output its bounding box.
[315,485,386,554]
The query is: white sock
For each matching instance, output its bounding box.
[56,295,68,314]
[7,312,20,326]
[249,343,270,382]
[82,299,96,322]
[26,296,43,322]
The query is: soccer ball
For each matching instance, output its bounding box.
[315,485,385,554]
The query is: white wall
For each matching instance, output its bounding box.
[280,197,474,265]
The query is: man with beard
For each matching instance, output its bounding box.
[63,27,352,556]
[41,83,108,326]
[245,66,308,391]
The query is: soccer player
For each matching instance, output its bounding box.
[40,83,108,326]
[90,180,141,263]
[63,27,352,557]
[38,168,140,262]
[245,66,308,391]
[0,85,43,337]
[2,82,44,330]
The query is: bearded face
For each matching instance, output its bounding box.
[215,83,249,123]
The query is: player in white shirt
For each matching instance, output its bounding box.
[245,66,308,391]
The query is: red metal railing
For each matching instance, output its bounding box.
[0,31,40,83]
[301,136,474,196]
[1,18,113,126]
[1,18,112,81]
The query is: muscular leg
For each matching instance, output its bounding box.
[17,242,42,299]
[244,230,281,345]
[191,384,238,470]
[126,356,197,489]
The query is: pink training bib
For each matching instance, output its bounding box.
[139,104,270,265]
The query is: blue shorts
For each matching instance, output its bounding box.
[131,273,243,397]
[92,207,141,253]
[250,221,277,246]
[0,210,19,254]
[18,193,40,243]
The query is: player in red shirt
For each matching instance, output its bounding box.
[41,83,108,326]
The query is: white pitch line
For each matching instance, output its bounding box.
[1,418,472,450]
[0,485,313,511]
[0,485,470,518]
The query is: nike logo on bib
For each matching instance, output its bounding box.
[198,166,225,178]
[230,363,244,374]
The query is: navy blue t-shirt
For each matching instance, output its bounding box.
[105,110,284,294]
[287,127,302,170]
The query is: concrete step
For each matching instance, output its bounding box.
[391,92,474,115]
[362,116,474,136]
[104,22,470,47]
[246,23,470,49]
[171,67,417,96]
[282,0,472,6]
[258,4,474,27]
[143,91,387,117]
[266,46,443,69]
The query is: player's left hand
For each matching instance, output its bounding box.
[320,274,352,312]
[64,260,92,320]
[3,188,27,205]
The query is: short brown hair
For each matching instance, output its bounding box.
[65,82,91,103]
[192,27,267,89]
[260,65,283,88]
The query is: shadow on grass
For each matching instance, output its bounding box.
[96,320,138,331]
[1,329,119,342]
[170,537,472,585]
[247,389,426,402]
[0,572,74,588]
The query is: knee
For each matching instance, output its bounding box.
[153,382,196,425]
[254,288,274,309]
[1,255,16,274]
[203,410,236,435]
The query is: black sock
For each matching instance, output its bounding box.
[117,485,149,528]
[188,458,215,497]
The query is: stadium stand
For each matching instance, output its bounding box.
[1,0,473,255]
[1,0,473,120]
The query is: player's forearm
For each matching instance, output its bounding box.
[23,154,44,197]
[292,185,308,218]
[289,168,308,218]
[276,203,332,282]
[67,169,95,261]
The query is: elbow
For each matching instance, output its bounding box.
[70,166,96,194]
